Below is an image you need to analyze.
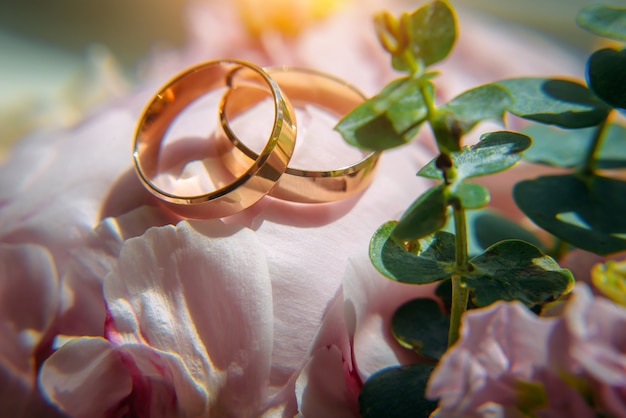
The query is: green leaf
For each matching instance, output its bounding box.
[465,240,575,307]
[454,181,490,209]
[418,131,531,181]
[393,184,450,241]
[522,124,596,168]
[587,48,626,110]
[472,210,545,252]
[392,298,449,360]
[335,77,427,151]
[522,123,626,169]
[359,364,438,418]
[393,0,456,71]
[441,208,545,258]
[440,84,512,133]
[431,109,463,153]
[370,221,455,284]
[496,78,611,128]
[514,174,626,255]
[577,4,626,42]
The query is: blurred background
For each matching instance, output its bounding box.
[0,0,618,156]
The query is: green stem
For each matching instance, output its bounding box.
[579,116,610,177]
[420,83,437,119]
[402,48,422,76]
[418,65,466,345]
[448,202,470,346]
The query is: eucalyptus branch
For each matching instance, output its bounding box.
[449,200,470,346]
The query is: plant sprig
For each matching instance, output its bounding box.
[335,1,626,416]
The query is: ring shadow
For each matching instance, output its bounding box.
[100,134,362,229]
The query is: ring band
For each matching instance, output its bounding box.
[219,67,380,203]
[132,59,297,218]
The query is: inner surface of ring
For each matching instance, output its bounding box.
[132,61,296,217]
[220,68,380,203]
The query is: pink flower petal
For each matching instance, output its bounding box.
[58,206,177,337]
[105,220,275,414]
[343,250,438,378]
[118,343,208,417]
[549,284,626,416]
[39,337,132,418]
[296,345,360,418]
[427,302,557,416]
[0,243,62,417]
[0,243,58,368]
[0,110,143,269]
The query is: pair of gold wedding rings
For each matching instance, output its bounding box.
[132,59,380,218]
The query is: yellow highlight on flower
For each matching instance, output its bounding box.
[591,258,626,307]
[234,0,352,37]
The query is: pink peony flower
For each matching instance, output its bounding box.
[427,284,626,417]
[425,300,590,418]
[40,220,280,417]
[548,284,626,417]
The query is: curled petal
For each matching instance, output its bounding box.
[39,337,132,418]
[296,345,360,417]
[427,302,556,416]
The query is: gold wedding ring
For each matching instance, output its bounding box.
[132,59,296,218]
[219,67,380,203]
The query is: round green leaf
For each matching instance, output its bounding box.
[454,181,490,209]
[522,124,596,168]
[523,122,626,169]
[497,78,611,128]
[370,221,455,284]
[587,48,626,110]
[442,208,545,258]
[577,4,626,42]
[392,298,449,360]
[440,84,512,134]
[418,131,531,181]
[393,184,450,241]
[514,174,626,255]
[465,240,574,307]
[360,364,438,418]
[335,77,427,151]
[393,0,456,71]
[472,210,545,252]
